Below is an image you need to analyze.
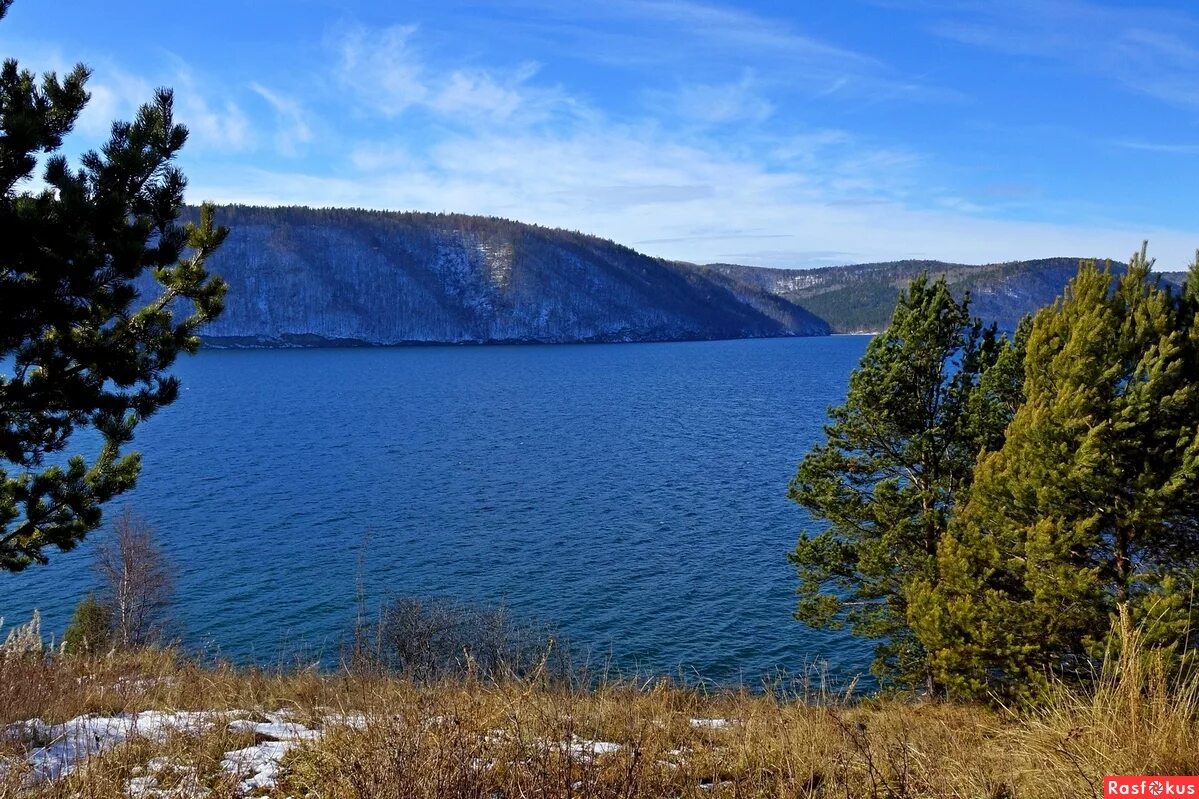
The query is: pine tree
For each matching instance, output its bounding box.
[1183,250,1199,313]
[788,275,1022,690]
[912,247,1199,701]
[62,594,113,655]
[0,1,227,571]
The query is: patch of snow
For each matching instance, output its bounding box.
[6,706,627,794]
[219,713,343,794]
[562,736,623,760]
[321,711,369,730]
[5,707,361,793]
[699,780,735,791]
[226,718,321,742]
[218,710,368,794]
[124,758,204,799]
[126,774,160,795]
[115,676,178,693]
[15,711,216,784]
[689,718,732,730]
[221,740,296,795]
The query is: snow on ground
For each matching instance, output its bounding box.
[564,736,623,760]
[3,708,646,795]
[8,711,216,784]
[226,717,322,742]
[2,709,342,795]
[689,717,733,730]
[221,740,296,795]
[219,711,356,795]
[126,757,204,798]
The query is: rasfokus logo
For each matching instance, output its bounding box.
[1106,777,1199,797]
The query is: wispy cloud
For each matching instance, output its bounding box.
[250,83,312,156]
[432,64,544,120]
[635,232,795,246]
[188,106,1199,269]
[607,0,880,66]
[0,39,254,153]
[333,24,428,117]
[1113,140,1199,155]
[194,151,1199,268]
[179,9,1198,269]
[331,23,569,125]
[716,248,861,266]
[77,68,153,137]
[904,0,1199,108]
[463,0,960,103]
[175,89,252,152]
[0,40,152,139]
[647,73,775,126]
[10,0,1197,269]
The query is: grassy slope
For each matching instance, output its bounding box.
[2,644,1195,799]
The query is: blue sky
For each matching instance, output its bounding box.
[3,0,1199,268]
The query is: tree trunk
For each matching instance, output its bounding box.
[1114,526,1131,603]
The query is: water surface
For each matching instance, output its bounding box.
[2,336,872,683]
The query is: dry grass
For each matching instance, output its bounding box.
[0,628,1196,799]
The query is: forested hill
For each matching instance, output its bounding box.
[179,205,830,347]
[705,259,1187,333]
[174,206,1187,344]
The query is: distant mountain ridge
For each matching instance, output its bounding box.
[179,206,830,347]
[705,259,1188,333]
[174,206,1186,345]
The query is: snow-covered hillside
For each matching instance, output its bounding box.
[170,207,830,347]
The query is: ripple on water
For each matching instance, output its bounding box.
[2,337,875,685]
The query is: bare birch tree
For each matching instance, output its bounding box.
[94,508,175,648]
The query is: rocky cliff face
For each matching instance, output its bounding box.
[180,206,831,346]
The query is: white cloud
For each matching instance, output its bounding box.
[11,4,1196,270]
[186,111,1199,270]
[348,142,415,172]
[0,39,151,139]
[565,0,881,70]
[917,0,1199,108]
[652,74,775,125]
[629,0,875,62]
[175,12,1199,270]
[76,69,153,137]
[177,92,252,152]
[478,0,961,103]
[0,37,251,159]
[77,65,251,154]
[432,66,533,119]
[1114,140,1199,155]
[331,23,569,126]
[335,24,428,117]
[250,83,313,156]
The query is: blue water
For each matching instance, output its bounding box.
[1,336,872,683]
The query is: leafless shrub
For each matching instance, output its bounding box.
[94,508,175,649]
[4,625,1199,798]
[351,596,574,683]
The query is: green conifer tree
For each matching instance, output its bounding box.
[1183,250,1199,313]
[62,593,113,655]
[788,275,1022,691]
[911,247,1199,701]
[0,0,227,571]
